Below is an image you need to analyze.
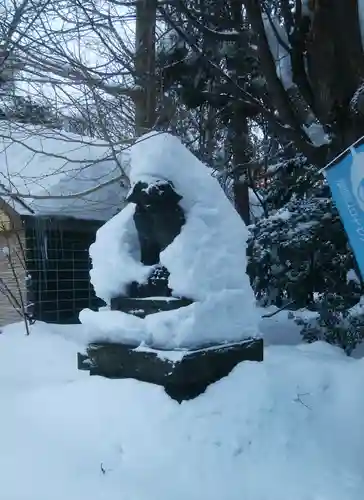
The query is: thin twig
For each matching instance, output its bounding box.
[261,300,296,318]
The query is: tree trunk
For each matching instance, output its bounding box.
[306,0,364,151]
[230,114,251,226]
[243,0,328,165]
[243,0,302,131]
[331,0,364,98]
[135,0,157,136]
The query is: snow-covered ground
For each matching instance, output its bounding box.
[1,314,364,500]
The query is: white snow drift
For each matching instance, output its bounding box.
[0,321,364,500]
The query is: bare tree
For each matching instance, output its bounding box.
[167,0,364,166]
[0,1,158,139]
[0,1,165,198]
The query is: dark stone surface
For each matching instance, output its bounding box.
[77,338,264,402]
[123,265,172,300]
[110,181,188,316]
[111,179,192,313]
[127,180,186,267]
[110,296,193,318]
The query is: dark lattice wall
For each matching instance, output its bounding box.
[25,218,105,324]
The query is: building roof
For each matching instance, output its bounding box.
[0,121,129,221]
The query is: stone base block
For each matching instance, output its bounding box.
[78,338,263,403]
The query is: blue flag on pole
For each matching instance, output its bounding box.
[324,137,364,278]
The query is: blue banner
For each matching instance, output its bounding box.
[325,137,364,278]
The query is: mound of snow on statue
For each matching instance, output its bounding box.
[80,132,260,349]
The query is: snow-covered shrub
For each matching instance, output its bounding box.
[248,195,364,353]
[247,181,364,353]
[247,194,362,310]
[294,295,364,355]
[262,153,321,213]
[247,141,364,352]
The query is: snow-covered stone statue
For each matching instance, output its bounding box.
[110,178,193,314]
[78,132,263,400]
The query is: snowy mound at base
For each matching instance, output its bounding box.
[1,322,364,500]
[80,132,260,349]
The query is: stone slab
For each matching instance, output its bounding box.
[110,296,193,318]
[78,338,263,402]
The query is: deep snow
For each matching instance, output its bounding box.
[1,316,364,500]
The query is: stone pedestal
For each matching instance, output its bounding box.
[78,338,263,402]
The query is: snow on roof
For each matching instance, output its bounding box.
[0,121,129,221]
